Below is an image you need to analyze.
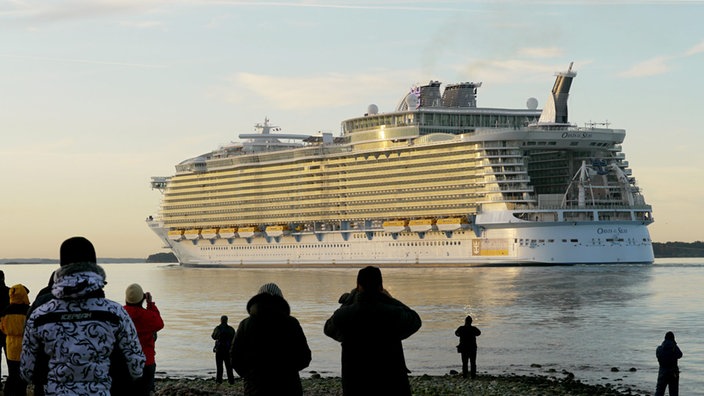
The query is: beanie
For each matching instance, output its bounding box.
[60,236,97,266]
[125,283,145,304]
[357,266,383,292]
[258,282,283,297]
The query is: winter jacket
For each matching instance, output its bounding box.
[124,301,164,366]
[656,338,683,374]
[231,293,311,396]
[212,323,236,354]
[20,262,145,396]
[0,284,30,361]
[324,289,422,396]
[455,325,481,352]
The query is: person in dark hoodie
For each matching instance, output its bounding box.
[324,266,422,396]
[655,331,683,396]
[20,236,145,396]
[231,283,311,396]
[1,284,30,396]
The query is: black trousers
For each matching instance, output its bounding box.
[215,351,234,384]
[460,348,478,378]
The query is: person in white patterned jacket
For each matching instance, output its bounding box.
[20,236,145,396]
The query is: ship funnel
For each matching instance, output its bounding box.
[538,62,577,125]
[441,82,482,108]
[419,81,442,107]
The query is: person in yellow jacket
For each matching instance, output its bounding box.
[1,284,30,396]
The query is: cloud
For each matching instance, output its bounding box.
[0,0,157,25]
[456,58,576,84]
[618,56,671,78]
[223,71,414,110]
[0,54,165,69]
[119,20,166,30]
[517,47,564,59]
[686,40,704,56]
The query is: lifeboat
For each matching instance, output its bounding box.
[183,229,201,240]
[436,217,465,231]
[382,220,408,233]
[167,230,183,241]
[265,225,288,237]
[409,219,434,232]
[218,227,237,238]
[237,226,257,238]
[200,228,218,239]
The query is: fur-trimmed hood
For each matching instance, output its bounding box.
[52,261,106,299]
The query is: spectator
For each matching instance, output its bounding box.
[324,266,422,396]
[655,331,683,396]
[123,283,164,396]
[231,283,311,396]
[455,315,481,379]
[1,284,30,396]
[211,315,236,385]
[20,236,145,395]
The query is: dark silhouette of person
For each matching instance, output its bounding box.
[455,315,481,378]
[324,266,422,396]
[26,272,54,396]
[0,270,10,392]
[231,283,311,396]
[211,315,236,385]
[655,331,683,396]
[1,283,31,396]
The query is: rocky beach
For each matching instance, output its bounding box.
[152,372,651,396]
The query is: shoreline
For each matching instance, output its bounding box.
[152,372,652,396]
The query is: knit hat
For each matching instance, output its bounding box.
[357,266,383,292]
[125,283,145,304]
[60,236,97,266]
[258,282,283,297]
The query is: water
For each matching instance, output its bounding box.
[3,259,702,394]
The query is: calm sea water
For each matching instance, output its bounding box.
[2,259,702,394]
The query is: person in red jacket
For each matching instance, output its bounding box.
[123,283,164,396]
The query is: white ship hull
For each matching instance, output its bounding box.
[149,219,653,267]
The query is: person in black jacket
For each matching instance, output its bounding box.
[211,315,236,385]
[455,315,481,378]
[231,283,311,396]
[0,270,10,392]
[655,331,683,396]
[324,266,422,396]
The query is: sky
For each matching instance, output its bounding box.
[1,0,703,259]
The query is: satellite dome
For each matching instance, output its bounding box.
[367,104,379,115]
[526,97,539,110]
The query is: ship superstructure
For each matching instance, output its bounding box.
[147,64,654,266]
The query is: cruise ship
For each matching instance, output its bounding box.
[147,64,654,267]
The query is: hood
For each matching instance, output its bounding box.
[52,261,106,299]
[246,292,291,317]
[9,284,30,305]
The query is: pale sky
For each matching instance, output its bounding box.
[1,1,703,259]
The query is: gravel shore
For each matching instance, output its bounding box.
[152,373,651,396]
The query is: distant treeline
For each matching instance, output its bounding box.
[146,252,179,263]
[652,241,704,258]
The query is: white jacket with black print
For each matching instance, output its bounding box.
[20,262,145,395]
